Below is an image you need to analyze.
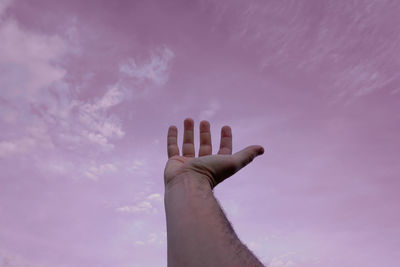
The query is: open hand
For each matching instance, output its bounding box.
[164,118,265,190]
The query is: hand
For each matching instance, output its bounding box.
[164,118,265,190]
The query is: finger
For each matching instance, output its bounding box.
[232,145,264,171]
[199,120,212,157]
[167,125,180,158]
[218,125,232,155]
[182,118,195,157]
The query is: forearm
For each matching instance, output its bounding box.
[164,175,264,267]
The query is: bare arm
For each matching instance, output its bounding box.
[164,118,265,267]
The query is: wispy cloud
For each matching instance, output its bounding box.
[0,6,175,184]
[126,158,152,177]
[120,46,174,86]
[133,232,165,246]
[332,63,397,102]
[116,201,155,214]
[0,0,12,17]
[146,193,162,202]
[0,16,66,104]
[115,192,162,214]
[199,99,221,120]
[83,162,118,181]
[0,5,66,159]
[0,137,36,158]
[71,85,126,150]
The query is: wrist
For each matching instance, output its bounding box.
[165,173,213,194]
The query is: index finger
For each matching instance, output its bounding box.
[167,125,180,158]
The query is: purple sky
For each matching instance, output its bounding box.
[1,0,399,266]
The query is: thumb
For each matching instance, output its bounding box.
[232,145,264,172]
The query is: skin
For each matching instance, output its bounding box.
[164,118,265,267]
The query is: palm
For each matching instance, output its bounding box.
[164,118,264,190]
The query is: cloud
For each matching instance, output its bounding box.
[62,16,82,55]
[199,99,221,120]
[131,159,145,170]
[0,7,171,183]
[332,63,396,102]
[133,232,165,247]
[32,156,120,181]
[146,193,162,202]
[209,0,400,99]
[0,6,67,159]
[83,162,118,180]
[126,159,151,177]
[72,85,126,149]
[39,83,126,152]
[116,201,155,214]
[87,85,125,110]
[0,9,126,162]
[120,46,174,86]
[0,137,36,158]
[0,0,12,17]
[268,252,297,267]
[0,16,66,104]
[0,111,54,159]
[116,192,162,214]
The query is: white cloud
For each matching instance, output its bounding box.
[0,7,170,185]
[126,159,151,177]
[133,232,164,246]
[25,120,55,149]
[120,46,174,86]
[83,162,118,180]
[332,63,396,101]
[146,193,162,202]
[116,193,163,214]
[90,85,124,111]
[81,130,113,150]
[268,252,298,267]
[53,84,126,151]
[76,85,125,140]
[199,99,221,120]
[33,157,119,181]
[0,137,36,157]
[0,10,125,157]
[0,111,54,159]
[0,6,67,159]
[0,17,66,103]
[131,159,145,170]
[116,201,155,214]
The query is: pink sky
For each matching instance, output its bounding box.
[1,0,399,266]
